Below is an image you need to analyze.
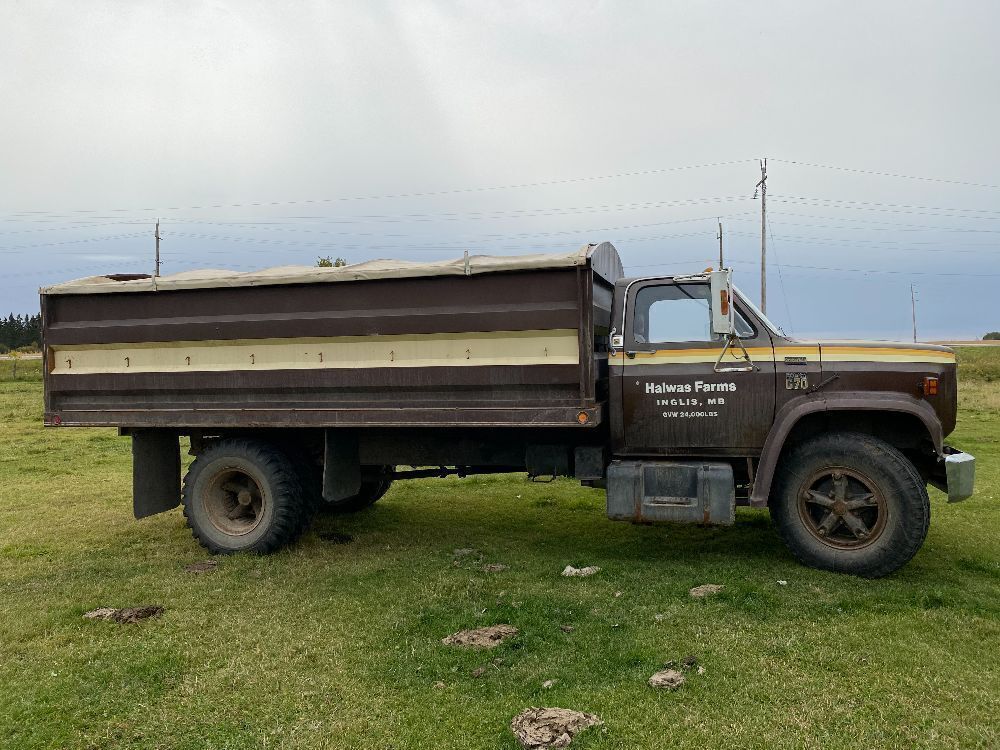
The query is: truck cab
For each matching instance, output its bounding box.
[603,269,973,576]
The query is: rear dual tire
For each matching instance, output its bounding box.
[771,432,930,578]
[182,439,310,554]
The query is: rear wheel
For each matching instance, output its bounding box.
[182,439,306,554]
[314,467,394,514]
[770,432,929,578]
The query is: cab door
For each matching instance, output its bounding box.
[619,279,776,454]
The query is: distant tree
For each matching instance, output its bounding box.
[316,256,348,268]
[0,312,41,350]
[984,331,1000,340]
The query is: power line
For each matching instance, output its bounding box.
[770,158,1000,190]
[726,230,996,254]
[766,218,795,334]
[633,257,1000,277]
[1,194,755,226]
[771,195,1000,218]
[765,218,1000,236]
[2,158,759,219]
[0,232,149,255]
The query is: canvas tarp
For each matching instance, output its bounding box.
[41,243,623,295]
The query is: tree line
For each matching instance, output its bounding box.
[0,313,42,353]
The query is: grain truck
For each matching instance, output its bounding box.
[40,243,976,577]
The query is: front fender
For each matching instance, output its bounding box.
[750,392,943,506]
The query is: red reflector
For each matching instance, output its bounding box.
[923,377,939,396]
[720,290,730,316]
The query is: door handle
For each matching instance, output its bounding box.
[626,351,637,359]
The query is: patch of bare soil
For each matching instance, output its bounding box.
[441,624,518,648]
[648,668,685,690]
[649,655,700,689]
[184,560,218,574]
[83,606,164,624]
[688,583,724,598]
[511,707,602,749]
[561,565,601,577]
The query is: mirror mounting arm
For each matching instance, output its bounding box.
[714,333,758,373]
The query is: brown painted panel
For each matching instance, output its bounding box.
[46,404,603,430]
[616,281,777,452]
[42,262,624,430]
[45,269,581,344]
[820,360,957,436]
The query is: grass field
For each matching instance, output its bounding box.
[0,352,997,749]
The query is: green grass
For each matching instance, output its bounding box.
[956,345,1000,383]
[0,352,997,749]
[0,356,42,381]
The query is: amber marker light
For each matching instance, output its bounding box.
[577,411,590,425]
[922,376,939,396]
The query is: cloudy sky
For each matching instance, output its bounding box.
[2,1,998,340]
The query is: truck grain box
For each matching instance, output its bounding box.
[40,242,977,577]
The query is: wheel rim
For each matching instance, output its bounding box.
[203,467,266,536]
[796,466,887,550]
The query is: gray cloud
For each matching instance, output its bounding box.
[2,1,998,340]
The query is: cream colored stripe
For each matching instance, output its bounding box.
[50,329,579,375]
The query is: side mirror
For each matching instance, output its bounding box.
[709,269,736,336]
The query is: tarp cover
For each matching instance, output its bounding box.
[41,243,623,295]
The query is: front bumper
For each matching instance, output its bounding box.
[942,448,975,503]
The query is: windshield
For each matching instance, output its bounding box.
[734,286,783,337]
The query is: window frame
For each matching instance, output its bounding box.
[625,280,759,350]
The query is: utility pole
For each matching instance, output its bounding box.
[754,158,767,313]
[910,283,918,343]
[154,219,162,278]
[717,218,724,268]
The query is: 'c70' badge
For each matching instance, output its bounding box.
[785,372,809,390]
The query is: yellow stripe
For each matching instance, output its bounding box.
[616,345,954,366]
[50,329,580,375]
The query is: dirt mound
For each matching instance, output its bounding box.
[561,565,600,577]
[511,707,602,749]
[83,606,164,624]
[689,583,724,598]
[441,624,518,648]
[648,668,685,690]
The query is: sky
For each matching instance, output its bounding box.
[2,1,999,340]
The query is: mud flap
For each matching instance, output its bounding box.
[606,460,735,524]
[323,430,361,502]
[132,430,181,519]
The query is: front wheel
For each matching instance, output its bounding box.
[770,432,930,578]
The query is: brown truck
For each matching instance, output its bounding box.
[40,243,975,577]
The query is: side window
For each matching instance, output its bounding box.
[734,310,755,337]
[633,284,713,344]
